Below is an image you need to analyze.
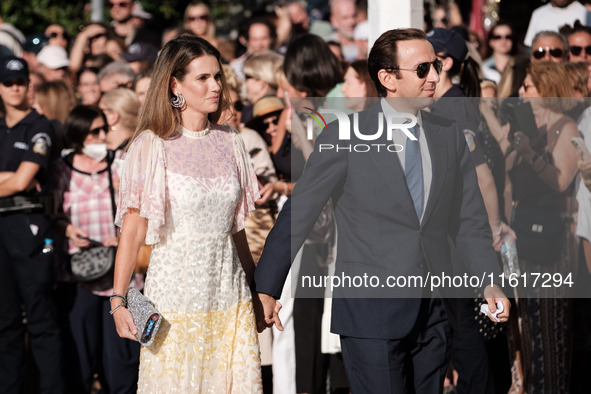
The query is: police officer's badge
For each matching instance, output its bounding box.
[31,134,49,156]
[463,129,476,152]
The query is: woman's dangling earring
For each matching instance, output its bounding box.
[171,93,185,109]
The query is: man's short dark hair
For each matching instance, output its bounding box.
[559,19,591,38]
[368,28,427,97]
[284,34,343,97]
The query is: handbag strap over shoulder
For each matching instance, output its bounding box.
[106,150,118,234]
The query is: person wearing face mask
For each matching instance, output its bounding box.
[51,105,141,393]
[0,56,64,393]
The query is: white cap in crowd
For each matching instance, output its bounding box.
[37,45,70,69]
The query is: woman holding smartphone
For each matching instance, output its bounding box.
[507,61,578,393]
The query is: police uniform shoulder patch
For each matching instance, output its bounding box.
[31,132,52,157]
[463,129,476,152]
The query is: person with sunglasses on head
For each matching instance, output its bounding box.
[255,28,510,393]
[50,105,141,392]
[530,30,569,64]
[0,56,64,393]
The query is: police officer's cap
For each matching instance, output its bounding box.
[426,28,468,62]
[0,56,29,83]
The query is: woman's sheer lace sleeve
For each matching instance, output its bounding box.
[115,131,166,244]
[231,128,261,233]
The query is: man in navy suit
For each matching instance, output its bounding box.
[254,28,510,393]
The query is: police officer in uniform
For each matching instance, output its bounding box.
[428,29,513,394]
[0,56,64,393]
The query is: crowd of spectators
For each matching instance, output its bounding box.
[2,0,591,393]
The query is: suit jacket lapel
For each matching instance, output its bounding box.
[362,103,421,227]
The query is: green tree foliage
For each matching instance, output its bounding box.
[1,0,273,40]
[0,0,186,37]
[1,0,90,36]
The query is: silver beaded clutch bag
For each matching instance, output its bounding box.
[126,288,162,347]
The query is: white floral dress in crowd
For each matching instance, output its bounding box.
[115,123,262,393]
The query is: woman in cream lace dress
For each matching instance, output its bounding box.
[110,35,262,393]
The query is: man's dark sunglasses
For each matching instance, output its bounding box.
[570,45,591,56]
[532,47,564,59]
[89,125,109,135]
[2,79,28,87]
[389,59,443,79]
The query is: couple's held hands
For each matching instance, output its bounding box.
[257,182,276,204]
[483,284,511,323]
[253,292,282,333]
[254,286,510,329]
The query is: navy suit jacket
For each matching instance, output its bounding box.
[255,102,501,340]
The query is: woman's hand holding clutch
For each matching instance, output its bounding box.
[111,299,138,341]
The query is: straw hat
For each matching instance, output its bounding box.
[246,96,285,131]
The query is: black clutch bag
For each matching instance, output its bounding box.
[126,288,163,346]
[70,244,116,282]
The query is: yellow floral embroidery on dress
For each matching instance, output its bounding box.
[138,301,261,393]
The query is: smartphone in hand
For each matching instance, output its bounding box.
[508,101,538,140]
[79,236,103,247]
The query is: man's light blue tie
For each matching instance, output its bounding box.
[405,126,423,220]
